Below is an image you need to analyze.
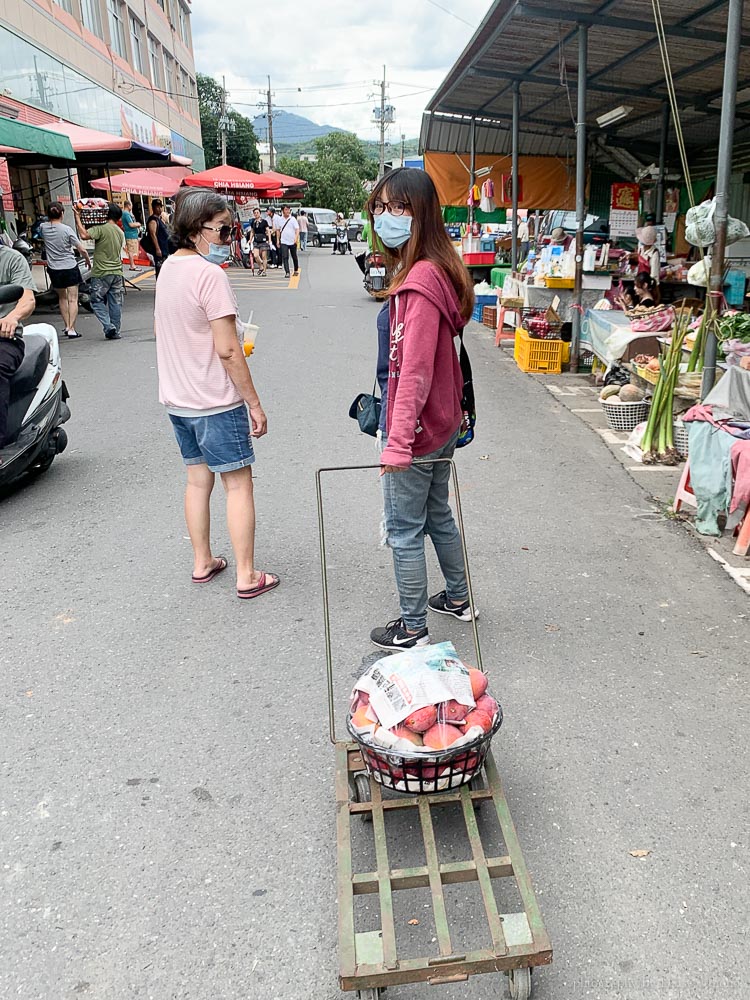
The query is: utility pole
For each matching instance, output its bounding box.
[219,75,228,166]
[372,67,394,179]
[400,132,406,167]
[379,66,386,178]
[267,76,275,170]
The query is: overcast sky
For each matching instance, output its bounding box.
[191,0,492,142]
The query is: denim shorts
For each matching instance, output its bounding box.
[168,404,255,473]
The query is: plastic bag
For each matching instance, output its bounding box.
[687,256,712,287]
[630,306,675,333]
[351,641,474,731]
[685,199,716,247]
[685,198,750,247]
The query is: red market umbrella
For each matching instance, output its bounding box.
[182,165,278,192]
[90,168,181,197]
[263,169,307,188]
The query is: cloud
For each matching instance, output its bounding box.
[190,0,491,138]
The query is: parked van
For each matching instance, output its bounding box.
[300,207,337,247]
[300,207,364,246]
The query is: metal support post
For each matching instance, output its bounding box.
[571,23,588,372]
[469,117,476,227]
[511,83,520,271]
[655,102,670,225]
[704,0,743,399]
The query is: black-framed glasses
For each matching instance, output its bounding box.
[202,224,233,243]
[372,199,410,217]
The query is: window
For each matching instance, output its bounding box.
[163,51,175,98]
[178,4,189,46]
[52,0,74,13]
[129,15,144,75]
[80,0,103,37]
[106,0,126,57]
[148,34,163,89]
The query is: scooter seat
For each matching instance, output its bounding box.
[9,334,49,399]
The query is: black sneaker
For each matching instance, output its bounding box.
[428,591,478,622]
[370,617,430,651]
[105,329,121,340]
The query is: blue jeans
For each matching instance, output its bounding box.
[300,232,307,251]
[381,431,468,630]
[169,404,255,473]
[90,274,124,335]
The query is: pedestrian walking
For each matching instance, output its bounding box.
[365,167,475,651]
[0,245,35,457]
[266,208,280,267]
[298,209,308,251]
[73,201,126,340]
[274,205,300,278]
[248,207,270,275]
[121,200,141,272]
[141,198,171,279]
[154,187,279,600]
[39,201,91,340]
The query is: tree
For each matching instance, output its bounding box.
[276,156,365,215]
[197,74,260,172]
[314,132,377,181]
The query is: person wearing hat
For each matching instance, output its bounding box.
[635,225,661,282]
[549,226,572,250]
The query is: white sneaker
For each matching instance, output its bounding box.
[66,329,82,339]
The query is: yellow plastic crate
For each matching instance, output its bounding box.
[514,328,564,374]
[544,277,575,289]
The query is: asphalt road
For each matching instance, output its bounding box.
[2,249,749,1000]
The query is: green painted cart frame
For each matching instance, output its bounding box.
[317,463,552,999]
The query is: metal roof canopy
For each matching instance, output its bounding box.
[421,0,745,387]
[421,0,749,171]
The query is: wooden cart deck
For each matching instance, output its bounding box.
[337,744,552,996]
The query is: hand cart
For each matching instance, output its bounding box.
[316,461,553,999]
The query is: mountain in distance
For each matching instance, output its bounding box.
[252,110,344,145]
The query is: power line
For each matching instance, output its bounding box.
[424,0,475,27]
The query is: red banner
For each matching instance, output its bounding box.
[611,182,640,211]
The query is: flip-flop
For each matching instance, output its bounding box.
[191,556,228,584]
[237,572,280,600]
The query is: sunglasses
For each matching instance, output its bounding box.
[372,199,410,217]
[202,224,233,243]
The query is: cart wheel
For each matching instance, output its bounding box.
[353,773,373,824]
[508,967,531,1000]
[469,771,487,811]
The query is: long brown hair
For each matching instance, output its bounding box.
[367,168,474,321]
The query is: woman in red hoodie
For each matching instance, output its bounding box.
[367,168,476,651]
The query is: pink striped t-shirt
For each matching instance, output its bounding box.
[154,253,243,413]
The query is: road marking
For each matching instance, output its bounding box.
[127,270,155,285]
[708,547,750,595]
[288,272,300,289]
[571,408,602,413]
[596,428,627,445]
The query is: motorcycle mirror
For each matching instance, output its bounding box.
[0,284,24,306]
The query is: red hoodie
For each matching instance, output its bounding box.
[380,260,466,468]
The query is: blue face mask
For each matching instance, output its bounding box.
[374,212,412,249]
[198,232,231,265]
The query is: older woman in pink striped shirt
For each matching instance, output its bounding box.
[154,188,279,600]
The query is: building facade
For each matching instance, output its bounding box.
[1,0,204,231]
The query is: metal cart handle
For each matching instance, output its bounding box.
[316,459,483,745]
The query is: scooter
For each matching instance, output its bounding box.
[363,250,388,296]
[0,284,70,488]
[334,224,350,255]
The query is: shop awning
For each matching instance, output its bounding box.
[90,168,181,197]
[0,116,76,161]
[4,120,187,168]
[182,165,280,191]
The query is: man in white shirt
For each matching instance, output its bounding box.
[273,205,300,278]
[517,217,530,261]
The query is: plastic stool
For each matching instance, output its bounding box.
[673,459,697,513]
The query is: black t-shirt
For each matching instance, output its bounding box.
[145,214,170,256]
[250,218,270,244]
